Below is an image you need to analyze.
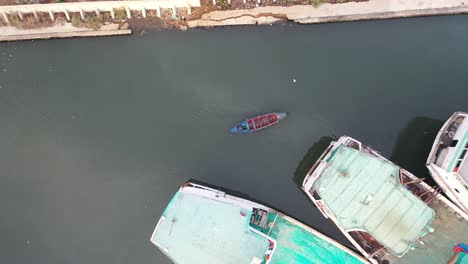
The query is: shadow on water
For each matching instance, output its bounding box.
[292,136,336,188]
[389,116,444,186]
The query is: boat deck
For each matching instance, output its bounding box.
[150,191,269,264]
[248,114,278,130]
[313,146,435,256]
[304,136,468,264]
[385,197,468,264]
[151,184,367,264]
[267,215,365,264]
[431,112,468,171]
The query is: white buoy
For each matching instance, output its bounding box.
[292,78,296,83]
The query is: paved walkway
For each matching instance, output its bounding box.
[188,0,468,27]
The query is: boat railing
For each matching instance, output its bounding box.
[399,169,441,204]
[348,231,386,260]
[247,225,277,264]
[343,137,361,150]
[302,142,335,188]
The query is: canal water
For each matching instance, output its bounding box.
[1,15,468,264]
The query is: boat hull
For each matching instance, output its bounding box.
[230,112,287,133]
[426,111,468,213]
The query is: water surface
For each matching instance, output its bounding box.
[1,15,468,264]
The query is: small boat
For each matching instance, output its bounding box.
[230,112,287,133]
[426,111,468,213]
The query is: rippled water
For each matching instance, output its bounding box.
[1,15,468,264]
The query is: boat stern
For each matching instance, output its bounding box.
[230,121,250,133]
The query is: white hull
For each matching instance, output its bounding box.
[426,111,468,213]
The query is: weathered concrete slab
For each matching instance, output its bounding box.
[0,23,131,42]
[0,29,131,41]
[188,0,468,27]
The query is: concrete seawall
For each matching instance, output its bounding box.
[1,0,467,41]
[188,0,468,27]
[0,0,199,42]
[0,23,131,42]
[0,0,200,22]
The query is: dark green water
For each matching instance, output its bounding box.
[1,15,468,264]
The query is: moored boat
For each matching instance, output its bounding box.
[302,136,468,264]
[230,112,287,133]
[150,181,368,264]
[426,111,468,213]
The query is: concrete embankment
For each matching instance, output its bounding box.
[1,0,467,41]
[188,0,468,27]
[0,0,200,21]
[0,0,199,41]
[0,23,131,42]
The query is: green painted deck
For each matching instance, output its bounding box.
[152,191,269,264]
[457,252,468,264]
[314,146,435,256]
[152,187,367,264]
[268,216,364,264]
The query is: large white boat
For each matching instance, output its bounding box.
[426,111,468,213]
[150,181,368,264]
[302,136,468,264]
